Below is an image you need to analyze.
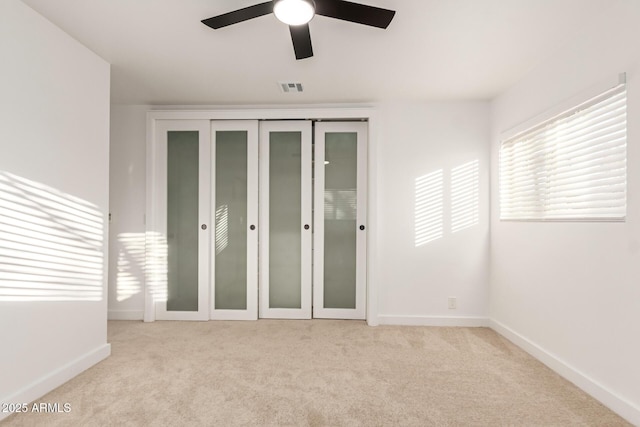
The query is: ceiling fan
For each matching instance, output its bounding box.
[201,0,396,60]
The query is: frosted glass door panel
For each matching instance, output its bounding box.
[154,120,210,321]
[215,131,248,310]
[259,121,312,319]
[314,122,367,320]
[323,133,357,309]
[269,132,302,309]
[210,121,258,320]
[167,131,199,312]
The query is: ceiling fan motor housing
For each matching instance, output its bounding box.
[273,0,317,26]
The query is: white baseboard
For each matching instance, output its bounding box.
[0,344,111,422]
[108,309,144,320]
[490,319,640,426]
[378,315,489,327]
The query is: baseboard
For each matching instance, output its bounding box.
[490,319,640,426]
[0,343,111,422]
[108,309,144,320]
[378,315,489,327]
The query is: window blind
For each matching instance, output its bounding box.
[500,84,627,220]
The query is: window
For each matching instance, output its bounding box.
[500,82,627,221]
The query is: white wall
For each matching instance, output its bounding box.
[108,105,149,320]
[376,102,490,325]
[0,0,110,418]
[490,0,640,423]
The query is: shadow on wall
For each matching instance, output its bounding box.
[415,160,480,247]
[0,171,103,302]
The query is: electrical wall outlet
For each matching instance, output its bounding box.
[448,297,457,310]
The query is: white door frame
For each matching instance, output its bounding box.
[210,121,259,320]
[313,122,368,320]
[145,106,380,325]
[259,121,312,319]
[151,120,210,321]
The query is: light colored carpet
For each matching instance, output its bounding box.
[3,320,630,426]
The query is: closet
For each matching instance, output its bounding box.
[148,116,367,321]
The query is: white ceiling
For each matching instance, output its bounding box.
[22,0,614,105]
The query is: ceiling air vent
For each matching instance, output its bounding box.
[279,82,303,93]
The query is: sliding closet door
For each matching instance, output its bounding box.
[210,121,259,320]
[259,121,312,319]
[155,120,210,321]
[314,122,367,319]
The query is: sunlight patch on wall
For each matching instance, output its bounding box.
[145,231,168,303]
[451,160,479,233]
[0,171,103,302]
[116,232,145,302]
[414,170,444,246]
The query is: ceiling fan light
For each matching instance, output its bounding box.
[274,0,315,26]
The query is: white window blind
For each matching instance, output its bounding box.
[500,84,627,221]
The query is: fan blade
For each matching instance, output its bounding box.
[315,0,395,29]
[290,24,313,60]
[202,2,273,29]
